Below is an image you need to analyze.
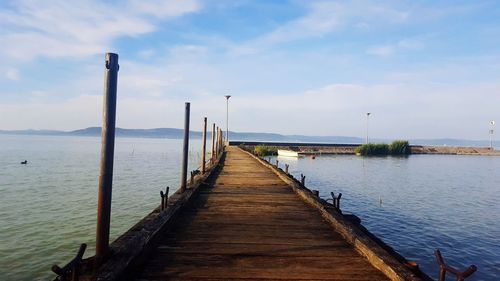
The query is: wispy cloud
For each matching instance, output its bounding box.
[366,45,395,57]
[367,38,425,57]
[0,0,201,60]
[231,1,410,54]
[5,68,20,81]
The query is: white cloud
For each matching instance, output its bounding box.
[5,68,20,80]
[129,0,200,18]
[1,80,499,139]
[231,1,410,54]
[397,38,425,50]
[137,49,155,59]
[367,38,425,57]
[0,95,102,130]
[367,45,395,57]
[0,0,201,60]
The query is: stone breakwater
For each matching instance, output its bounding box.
[231,141,500,156]
[411,145,500,156]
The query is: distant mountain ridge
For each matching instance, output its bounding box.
[0,127,497,147]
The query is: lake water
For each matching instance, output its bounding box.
[0,135,203,281]
[1,136,499,280]
[271,153,500,281]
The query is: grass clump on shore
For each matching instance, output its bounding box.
[356,140,411,156]
[389,140,411,155]
[355,143,389,156]
[254,145,277,156]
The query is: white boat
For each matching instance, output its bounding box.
[277,149,300,157]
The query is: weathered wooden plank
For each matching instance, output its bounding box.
[155,242,356,257]
[139,254,388,280]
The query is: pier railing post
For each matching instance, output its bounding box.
[211,123,216,162]
[96,52,119,260]
[215,126,219,158]
[180,102,190,192]
[218,128,221,154]
[201,117,207,174]
[220,128,223,152]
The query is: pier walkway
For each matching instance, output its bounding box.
[133,147,388,280]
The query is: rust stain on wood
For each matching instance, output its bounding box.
[131,147,390,280]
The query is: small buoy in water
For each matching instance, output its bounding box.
[311,155,316,159]
[21,160,28,164]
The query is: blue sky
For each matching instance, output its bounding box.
[0,0,499,139]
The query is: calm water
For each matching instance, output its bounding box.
[0,135,203,281]
[271,154,500,281]
[1,136,499,280]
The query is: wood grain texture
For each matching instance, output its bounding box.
[131,147,389,280]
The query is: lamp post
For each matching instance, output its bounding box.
[225,95,231,143]
[490,120,495,150]
[366,112,371,144]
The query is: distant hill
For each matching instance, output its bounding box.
[0,127,497,147]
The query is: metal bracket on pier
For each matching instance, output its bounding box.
[300,174,306,186]
[326,192,342,211]
[190,170,201,185]
[435,249,477,281]
[160,186,170,212]
[51,243,87,281]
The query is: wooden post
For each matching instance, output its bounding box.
[160,191,165,211]
[220,128,224,151]
[276,160,279,167]
[285,164,289,174]
[201,117,207,174]
[164,186,169,208]
[96,53,119,260]
[180,102,190,192]
[219,128,222,154]
[215,126,219,158]
[211,123,216,162]
[300,174,306,185]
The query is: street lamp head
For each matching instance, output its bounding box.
[225,95,231,100]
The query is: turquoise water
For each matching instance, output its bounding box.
[0,135,203,281]
[272,154,500,281]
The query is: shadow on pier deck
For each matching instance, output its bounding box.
[131,147,389,280]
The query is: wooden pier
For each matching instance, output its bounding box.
[133,146,389,280]
[51,53,477,281]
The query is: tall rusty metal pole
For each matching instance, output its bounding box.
[96,53,119,260]
[180,102,190,192]
[201,117,207,174]
[211,123,216,162]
